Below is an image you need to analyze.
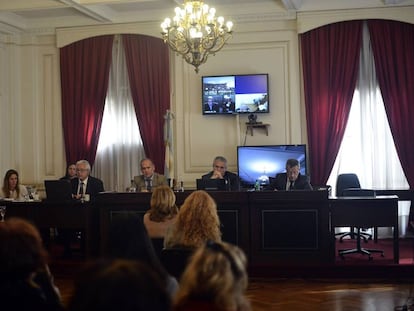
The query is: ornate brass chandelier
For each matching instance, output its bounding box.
[161,0,233,73]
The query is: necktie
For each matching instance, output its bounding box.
[79,182,84,196]
[289,181,294,191]
[145,178,152,192]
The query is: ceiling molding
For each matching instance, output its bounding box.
[281,0,303,11]
[0,13,25,34]
[58,0,113,22]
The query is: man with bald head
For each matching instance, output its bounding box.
[133,158,167,192]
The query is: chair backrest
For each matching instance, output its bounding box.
[160,248,194,280]
[336,173,361,196]
[150,238,164,259]
[342,188,376,197]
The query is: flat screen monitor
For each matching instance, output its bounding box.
[44,180,73,202]
[237,145,307,188]
[202,74,269,115]
[196,179,228,191]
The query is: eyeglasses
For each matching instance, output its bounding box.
[76,168,89,172]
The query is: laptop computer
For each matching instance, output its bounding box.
[196,178,228,191]
[44,180,73,202]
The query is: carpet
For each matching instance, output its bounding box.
[335,237,414,265]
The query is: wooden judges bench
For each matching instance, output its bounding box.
[0,190,402,266]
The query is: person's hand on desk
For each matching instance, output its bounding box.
[211,170,223,179]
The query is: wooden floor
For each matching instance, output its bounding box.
[51,236,414,310]
[247,278,414,311]
[53,262,414,311]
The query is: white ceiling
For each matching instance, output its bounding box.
[0,0,413,34]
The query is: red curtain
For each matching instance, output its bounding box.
[368,20,414,188]
[300,21,363,185]
[60,35,114,167]
[122,34,170,173]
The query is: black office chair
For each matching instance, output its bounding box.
[160,247,194,280]
[150,238,164,260]
[337,188,384,260]
[335,173,376,243]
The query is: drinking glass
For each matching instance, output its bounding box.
[0,206,6,222]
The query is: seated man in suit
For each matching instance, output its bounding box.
[60,159,104,258]
[268,158,312,191]
[134,158,167,192]
[202,156,240,191]
[204,96,220,113]
[71,159,104,201]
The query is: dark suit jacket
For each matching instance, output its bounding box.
[268,173,312,191]
[71,176,104,199]
[202,171,240,191]
[204,103,220,112]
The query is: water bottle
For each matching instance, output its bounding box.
[129,179,136,192]
[254,180,260,192]
[180,181,184,192]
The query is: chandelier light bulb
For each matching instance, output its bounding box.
[161,0,233,73]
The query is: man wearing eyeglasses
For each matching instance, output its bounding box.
[61,159,104,258]
[268,158,312,191]
[202,156,240,191]
[71,159,104,201]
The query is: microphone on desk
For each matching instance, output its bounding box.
[225,178,231,191]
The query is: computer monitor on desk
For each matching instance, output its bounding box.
[44,180,73,202]
[196,179,228,191]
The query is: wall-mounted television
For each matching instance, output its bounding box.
[202,74,269,115]
[237,145,307,188]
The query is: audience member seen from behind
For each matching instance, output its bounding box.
[134,158,168,192]
[107,214,179,297]
[71,159,104,201]
[164,190,221,249]
[68,259,171,311]
[267,158,313,191]
[0,217,63,311]
[174,241,251,311]
[202,156,240,191]
[60,163,77,181]
[144,185,179,239]
[1,169,29,200]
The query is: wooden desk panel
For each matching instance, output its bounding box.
[330,196,399,263]
[248,190,332,265]
[96,191,250,256]
[0,192,402,266]
[0,200,98,257]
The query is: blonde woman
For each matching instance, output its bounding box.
[164,190,221,249]
[143,185,179,239]
[174,241,251,311]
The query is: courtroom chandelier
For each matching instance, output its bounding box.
[161,0,233,73]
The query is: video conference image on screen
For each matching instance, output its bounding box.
[237,145,307,187]
[202,74,269,115]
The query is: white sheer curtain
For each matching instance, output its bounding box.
[327,23,410,233]
[92,35,146,191]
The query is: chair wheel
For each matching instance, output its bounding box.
[368,256,373,261]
